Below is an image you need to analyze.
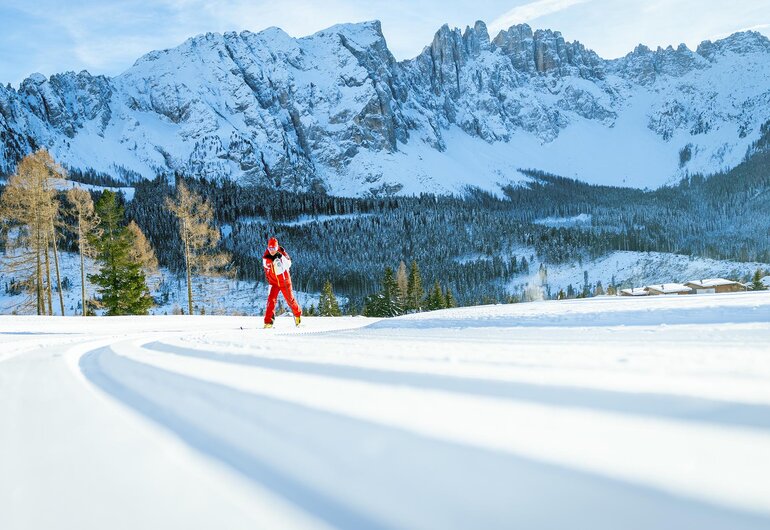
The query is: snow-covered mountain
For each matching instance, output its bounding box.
[2,21,770,195]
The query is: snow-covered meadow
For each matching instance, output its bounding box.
[2,291,770,529]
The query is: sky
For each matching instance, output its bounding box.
[1,0,769,86]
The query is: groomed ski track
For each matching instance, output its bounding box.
[2,293,770,529]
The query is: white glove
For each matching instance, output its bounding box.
[273,257,290,275]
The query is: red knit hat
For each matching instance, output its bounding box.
[267,237,279,250]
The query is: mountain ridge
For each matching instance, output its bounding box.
[2,20,769,195]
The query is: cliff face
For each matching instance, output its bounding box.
[2,20,769,195]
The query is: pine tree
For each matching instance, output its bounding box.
[363,266,403,317]
[444,287,457,308]
[89,191,153,315]
[67,187,101,316]
[424,280,446,311]
[318,279,342,316]
[406,260,424,312]
[165,182,231,315]
[752,268,767,291]
[382,267,403,316]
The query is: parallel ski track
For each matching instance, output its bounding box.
[73,333,770,530]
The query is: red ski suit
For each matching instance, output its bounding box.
[262,246,301,324]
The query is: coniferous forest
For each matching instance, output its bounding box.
[115,134,770,309]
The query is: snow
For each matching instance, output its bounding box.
[687,278,744,288]
[230,214,374,228]
[534,213,592,227]
[2,292,770,529]
[620,287,649,296]
[646,283,693,294]
[277,213,373,227]
[508,250,770,297]
[0,251,321,316]
[53,178,136,201]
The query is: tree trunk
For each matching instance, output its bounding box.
[79,219,87,316]
[51,219,65,316]
[44,233,53,315]
[183,219,193,315]
[36,227,43,316]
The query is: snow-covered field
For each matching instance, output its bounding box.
[2,292,770,529]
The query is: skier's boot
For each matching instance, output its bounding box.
[294,315,301,327]
[264,322,274,329]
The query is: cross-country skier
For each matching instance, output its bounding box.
[262,237,302,328]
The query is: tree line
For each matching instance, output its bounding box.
[0,150,227,315]
[4,138,770,314]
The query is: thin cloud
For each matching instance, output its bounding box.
[489,0,593,33]
[709,23,770,41]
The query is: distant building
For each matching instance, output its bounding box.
[645,283,693,296]
[684,278,746,294]
[619,287,649,297]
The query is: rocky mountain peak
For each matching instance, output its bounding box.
[2,20,770,195]
[697,30,770,61]
[17,70,112,138]
[610,40,707,84]
[491,24,603,79]
[463,21,491,55]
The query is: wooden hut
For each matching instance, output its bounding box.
[684,278,746,294]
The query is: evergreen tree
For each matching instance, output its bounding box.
[363,266,403,317]
[444,287,456,308]
[318,279,342,316]
[406,260,424,312]
[752,269,767,291]
[89,191,153,315]
[425,280,446,311]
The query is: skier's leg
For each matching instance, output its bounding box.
[264,284,280,324]
[281,283,302,317]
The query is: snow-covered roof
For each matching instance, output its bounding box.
[761,276,770,287]
[685,278,742,288]
[645,283,692,294]
[620,288,649,296]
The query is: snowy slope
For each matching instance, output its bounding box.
[1,22,770,195]
[2,293,770,529]
[506,250,770,299]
